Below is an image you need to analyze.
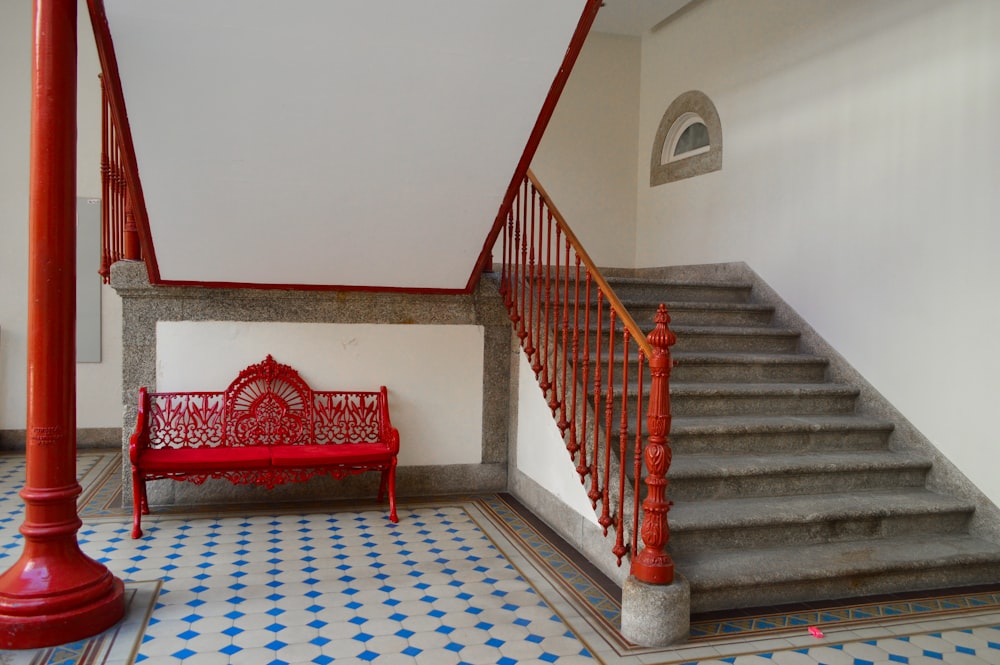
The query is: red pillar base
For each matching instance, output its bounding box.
[0,554,125,650]
[0,483,126,650]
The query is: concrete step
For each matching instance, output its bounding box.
[667,451,930,501]
[675,534,1000,613]
[668,490,975,556]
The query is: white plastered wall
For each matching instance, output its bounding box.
[515,351,596,523]
[0,0,123,432]
[636,0,1000,503]
[155,322,484,467]
[530,31,641,269]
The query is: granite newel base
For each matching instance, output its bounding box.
[621,574,691,647]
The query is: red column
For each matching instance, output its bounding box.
[630,304,676,585]
[0,0,125,649]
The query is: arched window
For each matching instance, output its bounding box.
[651,90,722,185]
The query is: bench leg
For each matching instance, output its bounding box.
[131,467,145,539]
[385,462,398,523]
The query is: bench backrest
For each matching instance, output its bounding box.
[145,355,386,449]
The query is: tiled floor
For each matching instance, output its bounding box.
[1,451,999,664]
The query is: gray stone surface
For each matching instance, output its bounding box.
[621,575,690,647]
[579,263,1000,613]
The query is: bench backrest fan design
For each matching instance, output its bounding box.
[146,355,386,450]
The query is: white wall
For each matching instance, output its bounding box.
[515,352,597,523]
[0,1,123,432]
[156,321,484,467]
[531,31,641,269]
[636,0,1000,503]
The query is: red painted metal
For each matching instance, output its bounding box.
[499,171,674,578]
[630,305,677,585]
[87,0,157,284]
[0,0,126,649]
[129,356,400,539]
[467,0,602,292]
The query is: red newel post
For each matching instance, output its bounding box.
[124,197,141,260]
[0,0,125,648]
[630,304,676,585]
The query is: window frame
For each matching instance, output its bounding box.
[651,90,722,186]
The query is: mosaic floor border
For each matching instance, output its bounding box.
[3,580,161,665]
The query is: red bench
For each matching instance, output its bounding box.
[128,355,399,538]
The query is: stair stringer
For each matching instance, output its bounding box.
[629,262,1000,544]
[505,325,641,588]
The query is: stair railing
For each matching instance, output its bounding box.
[499,170,676,584]
[89,0,158,284]
[98,75,141,282]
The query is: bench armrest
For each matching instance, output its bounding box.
[129,387,151,465]
[378,386,400,455]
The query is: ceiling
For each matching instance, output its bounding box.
[592,0,697,35]
[102,0,588,290]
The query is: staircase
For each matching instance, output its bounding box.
[596,274,1000,613]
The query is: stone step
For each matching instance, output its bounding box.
[602,277,753,304]
[670,383,859,418]
[671,325,800,354]
[673,352,828,383]
[675,534,1000,613]
[667,451,930,501]
[584,384,861,441]
[668,490,975,556]
[669,415,895,455]
[586,351,828,385]
[589,300,775,328]
[575,324,800,355]
[609,416,895,467]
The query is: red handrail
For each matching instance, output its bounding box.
[501,171,676,583]
[88,0,158,284]
[466,0,603,292]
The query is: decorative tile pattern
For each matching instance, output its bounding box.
[0,451,999,665]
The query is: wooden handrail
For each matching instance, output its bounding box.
[526,170,654,359]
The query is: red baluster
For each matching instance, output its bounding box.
[124,195,140,261]
[99,77,110,282]
[500,209,511,307]
[524,184,536,358]
[530,187,543,377]
[631,304,676,585]
[577,272,591,482]
[557,237,571,433]
[599,307,617,535]
[567,254,582,460]
[589,291,603,506]
[613,330,631,564]
[632,354,645,561]
[540,208,553,394]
